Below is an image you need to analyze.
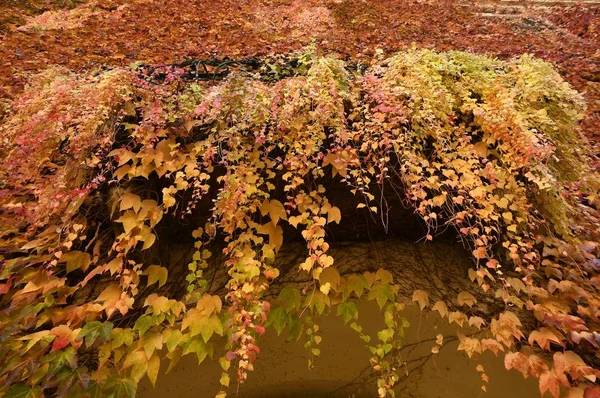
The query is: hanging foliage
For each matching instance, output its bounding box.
[0,49,599,397]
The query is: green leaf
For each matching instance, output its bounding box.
[163,328,183,352]
[377,328,394,343]
[86,381,104,398]
[183,337,209,364]
[267,307,292,335]
[142,330,163,357]
[188,315,223,343]
[123,350,146,369]
[309,291,331,315]
[368,282,395,309]
[42,346,77,375]
[146,353,160,387]
[134,315,155,337]
[347,274,369,298]
[336,301,358,324]
[375,269,393,285]
[5,384,42,398]
[55,366,90,396]
[77,321,114,348]
[287,317,304,342]
[103,376,137,398]
[111,328,134,349]
[278,285,301,312]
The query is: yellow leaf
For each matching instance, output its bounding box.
[448,311,467,327]
[116,210,139,234]
[432,300,448,318]
[412,289,429,310]
[327,206,341,224]
[288,215,303,228]
[61,250,91,273]
[106,258,122,275]
[458,337,482,358]
[145,265,168,287]
[120,192,142,213]
[432,193,447,207]
[469,316,485,329]
[260,199,287,225]
[319,254,334,268]
[196,295,222,317]
[257,222,284,252]
[300,257,314,272]
[469,186,486,200]
[319,267,341,290]
[457,291,477,307]
[114,165,131,181]
[140,227,156,250]
[473,142,488,158]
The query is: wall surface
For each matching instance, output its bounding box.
[140,241,539,398]
[139,302,538,397]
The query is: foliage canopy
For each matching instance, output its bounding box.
[1,49,599,397]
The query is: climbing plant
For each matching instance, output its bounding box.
[0,48,599,397]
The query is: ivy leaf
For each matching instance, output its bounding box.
[369,283,395,310]
[287,317,304,342]
[327,206,341,224]
[195,294,222,317]
[111,328,134,350]
[103,376,137,398]
[163,328,183,352]
[336,301,358,324]
[504,351,530,378]
[256,222,284,252]
[539,370,560,398]
[267,307,292,335]
[123,350,146,369]
[200,316,224,343]
[457,337,482,358]
[142,330,163,357]
[182,337,209,364]
[377,328,394,343]
[77,321,114,348]
[320,267,341,291]
[347,274,369,298]
[134,315,155,337]
[310,291,331,315]
[5,384,42,398]
[457,291,477,307]
[481,339,504,356]
[145,265,168,287]
[55,366,90,396]
[432,300,448,318]
[61,251,91,273]
[375,269,393,285]
[146,352,161,387]
[120,192,141,213]
[42,347,77,375]
[278,286,301,312]
[412,289,429,310]
[260,199,287,225]
[528,327,563,350]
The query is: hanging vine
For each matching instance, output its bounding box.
[0,48,599,398]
